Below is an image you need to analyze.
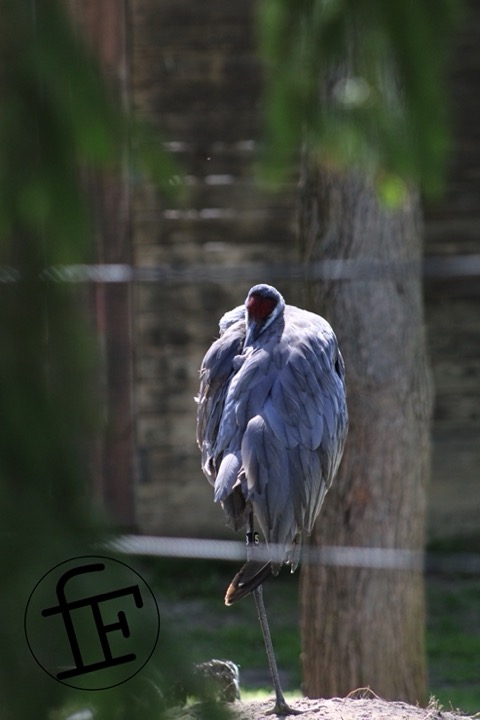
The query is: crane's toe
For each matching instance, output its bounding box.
[265,699,303,716]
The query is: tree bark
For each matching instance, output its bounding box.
[298,163,433,703]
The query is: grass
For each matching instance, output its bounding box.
[143,556,302,690]
[139,544,480,715]
[425,534,480,714]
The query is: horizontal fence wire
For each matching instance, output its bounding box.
[111,535,480,575]
[1,254,480,285]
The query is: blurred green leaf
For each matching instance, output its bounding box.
[0,1,202,719]
[258,0,461,195]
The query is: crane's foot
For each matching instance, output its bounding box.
[264,699,303,716]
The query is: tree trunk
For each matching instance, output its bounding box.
[298,163,433,703]
[69,0,136,529]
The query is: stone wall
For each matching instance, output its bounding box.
[129,0,480,541]
[130,0,298,538]
[423,1,480,539]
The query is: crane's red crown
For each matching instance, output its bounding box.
[246,293,277,322]
[245,284,284,325]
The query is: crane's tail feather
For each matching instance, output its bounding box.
[225,560,272,605]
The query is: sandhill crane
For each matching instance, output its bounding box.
[196,283,348,715]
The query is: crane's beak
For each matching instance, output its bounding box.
[244,320,259,348]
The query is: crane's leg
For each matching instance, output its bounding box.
[247,514,301,716]
[252,585,301,715]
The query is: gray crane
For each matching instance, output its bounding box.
[196,283,348,715]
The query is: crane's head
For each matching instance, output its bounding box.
[244,284,285,346]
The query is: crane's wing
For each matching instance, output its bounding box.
[232,306,348,563]
[196,316,255,532]
[196,318,245,484]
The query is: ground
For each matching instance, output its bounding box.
[168,693,475,720]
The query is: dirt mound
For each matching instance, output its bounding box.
[171,693,473,720]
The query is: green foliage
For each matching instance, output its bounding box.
[0,2,200,719]
[0,0,115,258]
[427,577,480,713]
[258,0,461,196]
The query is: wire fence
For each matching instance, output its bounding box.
[111,534,480,575]
[1,253,480,285]
[77,254,478,571]
[10,256,474,575]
